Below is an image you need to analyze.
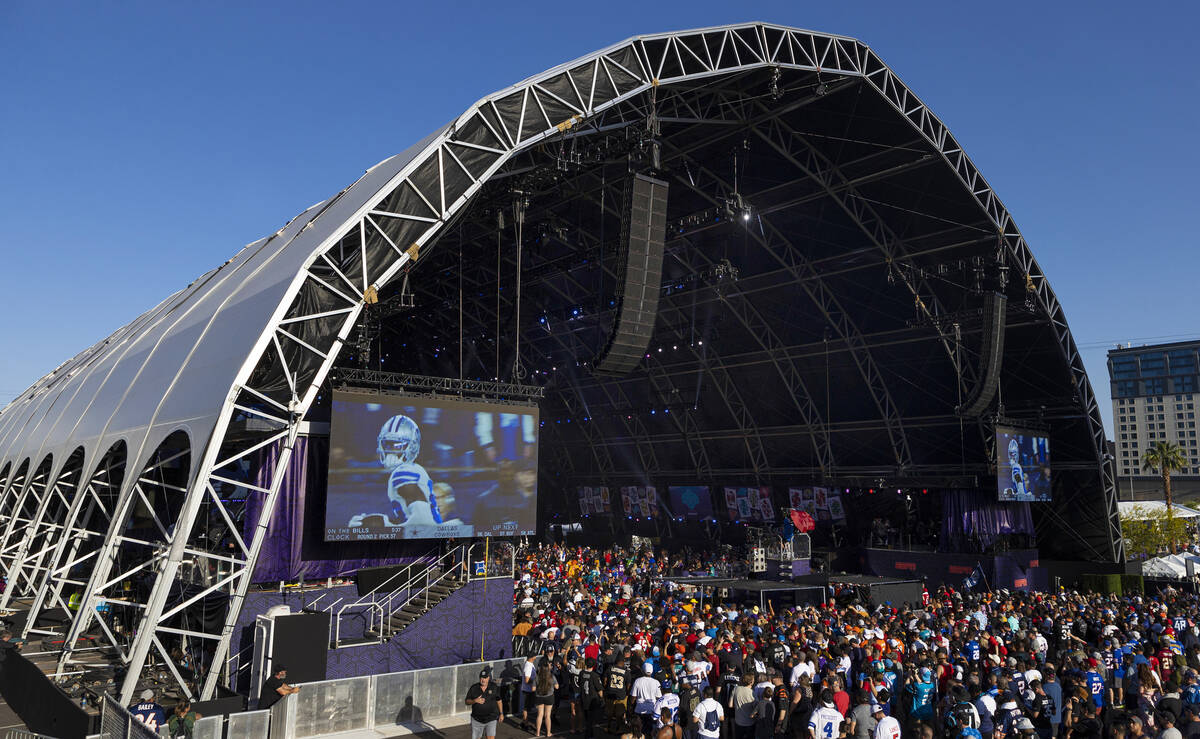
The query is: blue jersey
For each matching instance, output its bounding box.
[1184,684,1200,705]
[964,640,981,661]
[1101,650,1116,672]
[1174,616,1190,633]
[130,702,166,730]
[1010,670,1027,697]
[1084,671,1105,707]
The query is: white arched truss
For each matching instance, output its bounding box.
[0,23,1119,701]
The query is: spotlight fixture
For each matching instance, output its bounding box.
[815,82,829,96]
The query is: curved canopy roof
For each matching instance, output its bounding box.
[0,21,1124,704]
[0,19,1121,617]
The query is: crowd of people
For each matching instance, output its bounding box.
[500,543,1200,739]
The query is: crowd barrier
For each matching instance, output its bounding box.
[266,655,528,738]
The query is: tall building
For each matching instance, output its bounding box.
[1108,340,1200,484]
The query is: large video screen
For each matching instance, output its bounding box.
[996,426,1050,502]
[326,390,539,541]
[667,486,714,519]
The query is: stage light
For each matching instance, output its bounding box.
[698,340,703,345]
[896,488,901,494]
[673,345,677,350]
[657,347,662,352]
[815,82,829,96]
[922,488,928,495]
[650,409,656,414]
[868,488,874,494]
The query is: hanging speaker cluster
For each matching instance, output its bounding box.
[592,173,669,377]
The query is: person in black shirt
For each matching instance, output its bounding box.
[1028,680,1054,739]
[465,668,503,739]
[580,658,605,739]
[259,665,300,709]
[605,655,630,733]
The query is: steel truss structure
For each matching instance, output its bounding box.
[0,23,1120,703]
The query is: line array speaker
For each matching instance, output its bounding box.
[957,292,1007,417]
[593,173,668,377]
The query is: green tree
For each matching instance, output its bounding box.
[1142,440,1188,512]
[1120,504,1189,558]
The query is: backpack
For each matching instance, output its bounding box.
[703,704,721,732]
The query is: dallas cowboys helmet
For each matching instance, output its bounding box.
[378,415,420,468]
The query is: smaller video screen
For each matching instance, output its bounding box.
[666,486,714,519]
[996,426,1051,502]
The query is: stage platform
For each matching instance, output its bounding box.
[856,547,1045,591]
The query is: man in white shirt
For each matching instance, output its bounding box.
[873,704,900,739]
[693,687,724,739]
[790,654,816,689]
[631,663,663,737]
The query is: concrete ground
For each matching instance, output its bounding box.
[0,695,27,733]
[340,709,630,739]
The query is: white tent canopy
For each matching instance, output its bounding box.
[1118,501,1200,520]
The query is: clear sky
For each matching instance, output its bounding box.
[1,0,1197,438]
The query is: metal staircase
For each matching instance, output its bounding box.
[325,545,469,648]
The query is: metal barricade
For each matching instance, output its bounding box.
[291,676,371,738]
[5,730,61,739]
[372,669,416,729]
[100,694,161,739]
[192,715,224,739]
[226,709,270,739]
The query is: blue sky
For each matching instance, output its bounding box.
[1,0,1197,438]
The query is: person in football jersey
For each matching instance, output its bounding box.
[130,689,167,731]
[371,414,445,526]
[808,691,844,739]
[871,704,899,739]
[1006,439,1028,499]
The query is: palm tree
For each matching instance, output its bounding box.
[1142,440,1188,511]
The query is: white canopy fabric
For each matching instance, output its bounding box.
[1142,552,1200,578]
[1118,501,1200,520]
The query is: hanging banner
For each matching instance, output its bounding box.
[645,486,659,517]
[579,487,592,515]
[826,491,847,521]
[757,487,775,521]
[620,487,634,515]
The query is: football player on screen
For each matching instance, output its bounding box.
[376,414,444,526]
[1007,438,1029,499]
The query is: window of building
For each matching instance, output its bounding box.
[1141,354,1167,374]
[1178,376,1198,393]
[1117,380,1138,398]
[1170,350,1196,375]
[1112,358,1139,380]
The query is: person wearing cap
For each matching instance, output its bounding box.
[871,703,899,739]
[465,668,503,739]
[129,688,167,731]
[259,665,300,710]
[633,661,665,738]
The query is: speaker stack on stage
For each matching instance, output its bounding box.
[750,547,767,573]
[592,173,669,377]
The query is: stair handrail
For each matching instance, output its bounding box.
[321,547,441,618]
[376,544,465,616]
[382,547,467,637]
[333,601,384,647]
